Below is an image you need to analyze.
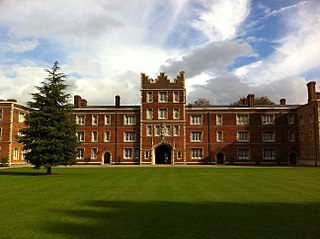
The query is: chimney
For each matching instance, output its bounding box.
[307,81,316,103]
[74,95,82,108]
[247,94,255,107]
[7,99,17,103]
[115,95,121,108]
[80,99,87,107]
[280,98,286,105]
[242,98,248,106]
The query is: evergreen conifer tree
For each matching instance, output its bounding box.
[19,62,78,174]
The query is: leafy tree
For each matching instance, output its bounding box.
[18,62,78,175]
[188,98,211,107]
[231,96,275,106]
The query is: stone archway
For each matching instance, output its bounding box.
[216,152,224,164]
[289,152,297,165]
[155,144,172,164]
[104,151,111,165]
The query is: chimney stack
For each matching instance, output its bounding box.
[307,81,316,103]
[115,95,121,108]
[280,98,286,105]
[247,94,255,107]
[74,95,82,108]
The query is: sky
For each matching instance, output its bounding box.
[0,0,320,105]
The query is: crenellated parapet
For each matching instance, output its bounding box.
[141,71,185,89]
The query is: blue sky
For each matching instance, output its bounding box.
[0,0,319,105]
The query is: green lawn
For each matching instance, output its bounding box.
[0,167,319,239]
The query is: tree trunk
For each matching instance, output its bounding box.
[46,166,52,175]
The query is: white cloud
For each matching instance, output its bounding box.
[3,40,39,53]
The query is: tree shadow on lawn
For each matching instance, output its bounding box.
[0,170,47,176]
[44,200,320,239]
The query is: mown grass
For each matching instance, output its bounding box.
[0,167,319,239]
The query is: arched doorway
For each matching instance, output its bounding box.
[289,152,297,165]
[155,145,172,164]
[216,152,224,164]
[104,152,111,164]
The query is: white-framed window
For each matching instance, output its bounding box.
[262,131,275,142]
[190,115,202,125]
[263,148,275,160]
[159,92,167,102]
[288,114,295,124]
[216,114,222,125]
[105,115,111,125]
[299,131,304,142]
[159,109,168,119]
[262,114,274,125]
[191,132,203,142]
[146,109,153,120]
[288,131,295,142]
[0,109,3,121]
[216,131,223,142]
[91,148,97,159]
[173,109,179,119]
[76,131,85,142]
[147,126,152,136]
[147,92,153,103]
[174,126,180,136]
[155,125,160,136]
[92,115,98,125]
[77,148,84,159]
[91,131,98,142]
[166,125,171,136]
[237,131,249,142]
[177,150,181,159]
[238,148,250,160]
[173,92,179,102]
[124,132,135,142]
[145,150,149,159]
[236,114,249,125]
[105,131,110,142]
[77,115,85,125]
[14,148,19,160]
[0,127,2,140]
[124,148,133,159]
[310,129,314,140]
[18,112,26,123]
[191,148,203,159]
[124,115,135,125]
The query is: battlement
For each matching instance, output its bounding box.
[141,71,185,89]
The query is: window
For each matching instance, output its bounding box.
[262,131,275,142]
[166,126,171,136]
[310,129,314,140]
[300,147,304,157]
[155,126,160,136]
[124,115,135,125]
[237,131,249,142]
[76,131,84,142]
[216,114,222,125]
[124,148,133,159]
[159,109,168,119]
[0,128,2,140]
[191,132,203,142]
[299,131,304,142]
[299,116,304,126]
[14,148,19,160]
[91,131,98,142]
[77,116,85,125]
[238,148,250,160]
[105,115,111,125]
[236,115,249,125]
[288,131,295,142]
[92,115,98,125]
[77,148,84,159]
[18,112,25,123]
[146,109,153,120]
[145,151,149,159]
[147,126,152,136]
[216,131,223,142]
[0,109,2,121]
[91,148,97,159]
[174,126,180,136]
[264,148,275,160]
[177,150,181,159]
[173,92,179,102]
[124,132,135,142]
[262,115,274,125]
[147,92,153,102]
[173,109,179,119]
[288,114,295,124]
[191,148,203,159]
[105,131,110,142]
[159,92,167,102]
[190,115,202,125]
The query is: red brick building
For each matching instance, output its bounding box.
[1,72,319,166]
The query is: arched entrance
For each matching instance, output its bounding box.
[216,152,224,164]
[155,144,172,164]
[104,152,111,164]
[289,152,297,165]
